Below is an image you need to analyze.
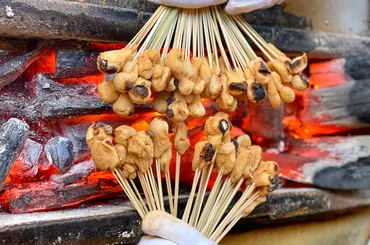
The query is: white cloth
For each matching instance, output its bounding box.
[137,211,216,245]
[147,0,284,14]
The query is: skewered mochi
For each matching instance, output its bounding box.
[149,117,171,158]
[91,139,120,171]
[97,45,136,74]
[186,94,205,118]
[113,93,135,116]
[97,81,120,103]
[152,64,171,92]
[215,141,237,175]
[230,135,252,183]
[271,72,295,104]
[128,77,152,105]
[126,131,154,173]
[267,74,282,109]
[243,145,263,180]
[246,59,271,85]
[253,160,279,187]
[113,63,138,93]
[114,125,137,148]
[137,49,161,79]
[226,71,248,96]
[192,57,212,94]
[268,59,293,83]
[166,91,189,122]
[247,80,266,103]
[205,112,232,148]
[152,91,171,114]
[288,53,308,74]
[242,186,270,216]
[86,123,113,149]
[172,121,190,155]
[192,141,216,171]
[216,74,235,110]
[292,73,310,91]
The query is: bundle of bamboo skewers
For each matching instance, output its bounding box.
[87,113,281,243]
[90,4,307,243]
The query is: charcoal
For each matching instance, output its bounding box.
[0,73,112,121]
[9,139,43,181]
[0,44,46,90]
[2,172,122,214]
[51,159,96,185]
[0,118,30,190]
[45,137,75,173]
[55,42,99,78]
[21,139,43,168]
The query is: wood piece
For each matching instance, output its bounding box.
[300,79,370,136]
[50,159,96,185]
[0,118,29,190]
[0,172,122,214]
[55,42,99,78]
[44,137,75,173]
[264,135,370,190]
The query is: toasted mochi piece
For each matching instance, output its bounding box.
[114,125,137,148]
[205,112,232,148]
[192,141,215,171]
[114,144,127,168]
[121,163,138,179]
[149,117,171,158]
[215,141,236,175]
[292,73,310,91]
[113,93,135,116]
[159,147,172,172]
[267,75,281,109]
[227,71,248,96]
[86,123,113,149]
[187,94,205,118]
[152,91,171,114]
[97,81,120,103]
[236,134,251,151]
[288,53,308,75]
[97,47,133,74]
[91,139,119,171]
[268,59,293,83]
[113,65,138,93]
[126,131,154,173]
[172,121,190,155]
[246,59,271,85]
[128,77,152,105]
[271,72,295,104]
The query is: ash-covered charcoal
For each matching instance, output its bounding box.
[0,118,30,190]
[51,159,96,185]
[9,139,43,181]
[45,137,75,173]
[30,73,111,120]
[55,42,99,78]
[0,43,46,90]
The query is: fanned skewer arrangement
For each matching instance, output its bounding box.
[90,4,306,243]
[87,114,281,243]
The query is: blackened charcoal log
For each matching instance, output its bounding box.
[0,118,29,190]
[45,137,75,173]
[9,139,43,182]
[343,55,370,81]
[0,44,46,90]
[51,159,96,185]
[55,42,99,78]
[1,172,122,214]
[265,135,370,190]
[0,73,111,121]
[242,99,283,148]
[0,38,29,64]
[240,5,309,30]
[301,80,370,136]
[33,73,112,120]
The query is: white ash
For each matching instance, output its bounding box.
[5,6,14,18]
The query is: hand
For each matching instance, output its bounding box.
[147,0,284,14]
[137,211,216,245]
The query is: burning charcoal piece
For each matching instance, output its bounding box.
[9,139,43,181]
[0,44,46,90]
[51,159,96,185]
[0,118,30,190]
[55,42,99,78]
[45,137,75,173]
